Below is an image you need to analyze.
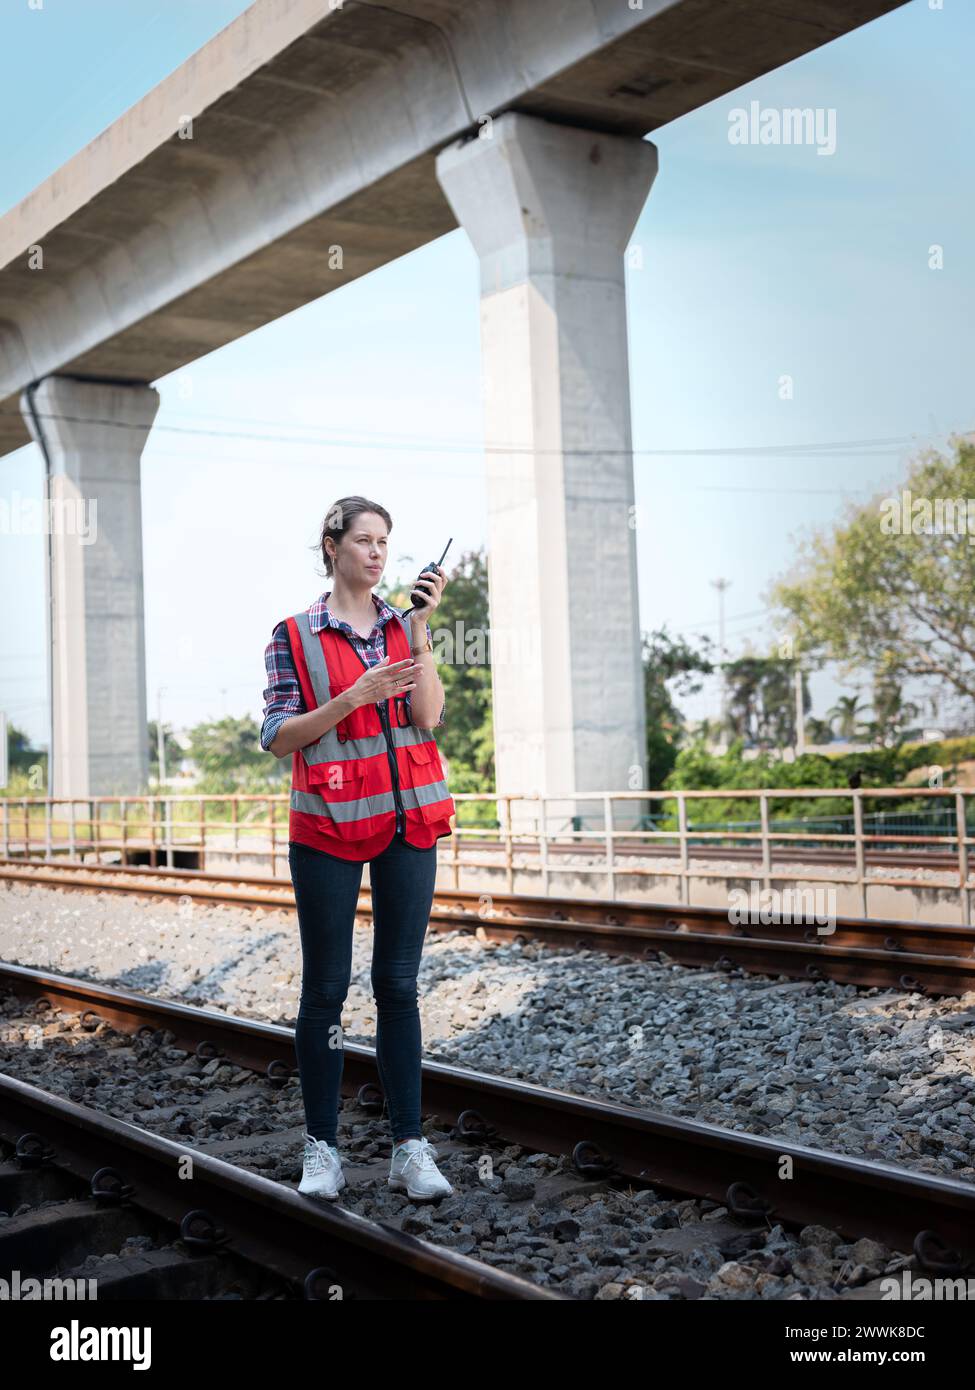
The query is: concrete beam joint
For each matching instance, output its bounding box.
[435,112,658,294]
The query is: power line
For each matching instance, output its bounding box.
[6,442,897,492]
[0,404,949,460]
[691,484,873,495]
[681,606,772,632]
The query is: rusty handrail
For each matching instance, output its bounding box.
[1,787,972,922]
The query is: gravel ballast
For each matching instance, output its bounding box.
[0,879,972,1299]
[1,879,972,1183]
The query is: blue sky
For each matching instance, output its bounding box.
[1,0,972,745]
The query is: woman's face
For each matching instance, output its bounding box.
[331,511,388,585]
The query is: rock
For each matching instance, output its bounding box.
[800,1224,843,1252]
[712,1261,757,1291]
[849,1237,889,1267]
[501,1171,536,1201]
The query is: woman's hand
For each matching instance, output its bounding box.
[410,562,447,617]
[348,656,419,709]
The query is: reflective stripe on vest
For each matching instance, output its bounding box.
[280,606,453,845]
[290,609,433,766]
[291,777,448,819]
[291,786,397,820]
[290,611,384,765]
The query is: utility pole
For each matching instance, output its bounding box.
[794,666,806,756]
[710,578,731,745]
[156,686,167,789]
[156,686,174,870]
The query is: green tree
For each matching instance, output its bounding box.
[643,628,715,787]
[759,659,807,747]
[148,720,183,779]
[5,720,44,774]
[826,694,868,741]
[189,715,267,780]
[772,437,975,714]
[724,656,764,743]
[724,657,809,748]
[1,721,47,794]
[806,716,834,746]
[861,674,920,749]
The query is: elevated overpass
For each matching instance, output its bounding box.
[0,0,908,805]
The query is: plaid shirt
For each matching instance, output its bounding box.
[260,591,443,752]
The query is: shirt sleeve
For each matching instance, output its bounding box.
[260,621,307,751]
[402,617,445,728]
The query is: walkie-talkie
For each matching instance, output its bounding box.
[407,538,452,614]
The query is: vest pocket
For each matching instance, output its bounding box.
[419,797,450,823]
[404,743,452,822]
[406,740,447,782]
[392,692,410,728]
[307,761,360,794]
[319,768,371,835]
[328,678,382,738]
[329,770,366,822]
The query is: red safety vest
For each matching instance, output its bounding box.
[281,605,454,861]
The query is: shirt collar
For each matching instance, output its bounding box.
[308,589,398,636]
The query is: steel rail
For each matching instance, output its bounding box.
[2,962,973,1265]
[3,859,974,994]
[0,1071,561,1300]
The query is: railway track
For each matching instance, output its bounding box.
[3,857,975,995]
[0,1071,557,1300]
[1,960,973,1295]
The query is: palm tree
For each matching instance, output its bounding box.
[826,695,868,741]
[725,658,765,743]
[806,717,834,745]
[757,661,803,748]
[867,677,920,748]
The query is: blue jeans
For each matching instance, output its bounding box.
[288,832,438,1145]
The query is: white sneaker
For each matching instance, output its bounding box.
[388,1137,454,1201]
[298,1133,346,1200]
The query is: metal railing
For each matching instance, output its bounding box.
[1,787,972,923]
[0,795,286,876]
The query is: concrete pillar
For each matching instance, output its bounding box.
[20,377,159,799]
[436,113,656,832]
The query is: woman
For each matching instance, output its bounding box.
[260,495,455,1202]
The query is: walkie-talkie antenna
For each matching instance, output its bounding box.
[407,538,453,614]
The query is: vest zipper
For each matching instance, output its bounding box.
[347,638,405,836]
[377,697,406,836]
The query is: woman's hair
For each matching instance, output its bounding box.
[312,496,393,578]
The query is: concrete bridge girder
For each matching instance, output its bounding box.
[0,0,909,801]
